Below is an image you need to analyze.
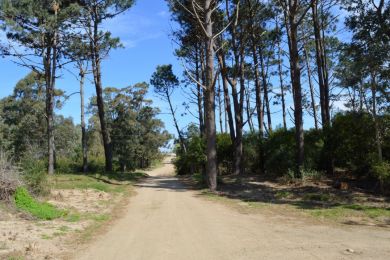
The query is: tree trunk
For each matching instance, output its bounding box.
[217,75,224,133]
[371,73,383,162]
[259,46,272,133]
[80,68,88,173]
[91,17,113,172]
[204,0,217,191]
[289,22,305,177]
[303,46,319,130]
[219,55,236,142]
[45,44,55,175]
[195,45,205,137]
[276,20,287,130]
[167,92,187,153]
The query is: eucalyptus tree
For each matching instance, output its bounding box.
[78,0,135,172]
[1,0,80,174]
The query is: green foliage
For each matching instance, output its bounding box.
[14,187,64,220]
[243,133,262,174]
[20,156,48,195]
[174,135,206,176]
[263,129,296,176]
[330,112,377,174]
[89,83,170,171]
[372,161,390,192]
[217,133,233,174]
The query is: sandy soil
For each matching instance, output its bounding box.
[75,158,390,260]
[0,188,118,260]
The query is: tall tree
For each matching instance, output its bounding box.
[1,0,80,174]
[79,0,135,172]
[279,0,313,177]
[151,64,187,153]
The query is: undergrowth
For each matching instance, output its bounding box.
[14,187,65,220]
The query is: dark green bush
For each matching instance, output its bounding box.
[174,136,206,175]
[243,132,262,174]
[217,133,233,174]
[14,187,65,220]
[263,129,296,176]
[330,112,377,175]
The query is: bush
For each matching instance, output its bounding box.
[55,156,81,174]
[243,132,262,174]
[372,161,390,193]
[263,129,296,176]
[330,112,377,175]
[20,156,48,195]
[14,187,65,220]
[0,151,23,201]
[217,133,233,174]
[174,136,206,175]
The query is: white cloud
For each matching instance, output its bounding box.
[101,12,164,49]
[157,11,169,18]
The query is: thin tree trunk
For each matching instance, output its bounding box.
[195,45,205,137]
[246,82,254,133]
[217,75,224,133]
[303,46,319,130]
[219,55,236,142]
[167,92,187,153]
[45,45,55,175]
[276,20,287,130]
[259,46,272,133]
[80,67,88,173]
[371,73,383,162]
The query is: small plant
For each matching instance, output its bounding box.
[275,191,291,199]
[301,168,323,181]
[372,161,390,193]
[14,187,65,220]
[303,193,331,202]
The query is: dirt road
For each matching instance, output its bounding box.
[76,158,390,260]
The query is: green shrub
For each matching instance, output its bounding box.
[174,135,206,175]
[263,129,296,176]
[20,157,48,195]
[330,112,377,175]
[217,133,233,174]
[55,156,80,174]
[14,187,65,220]
[243,132,263,174]
[372,161,390,193]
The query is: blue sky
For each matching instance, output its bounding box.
[0,0,349,139]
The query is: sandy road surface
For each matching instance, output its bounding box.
[76,157,390,260]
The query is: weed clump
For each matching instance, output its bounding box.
[14,187,65,220]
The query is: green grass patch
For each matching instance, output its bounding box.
[14,187,65,220]
[303,193,331,202]
[275,191,291,199]
[41,234,52,240]
[309,204,390,219]
[50,172,142,194]
[65,213,81,222]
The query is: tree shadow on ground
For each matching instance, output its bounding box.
[190,174,390,227]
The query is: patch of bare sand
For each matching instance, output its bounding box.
[0,188,121,260]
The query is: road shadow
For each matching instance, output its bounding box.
[134,176,190,192]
